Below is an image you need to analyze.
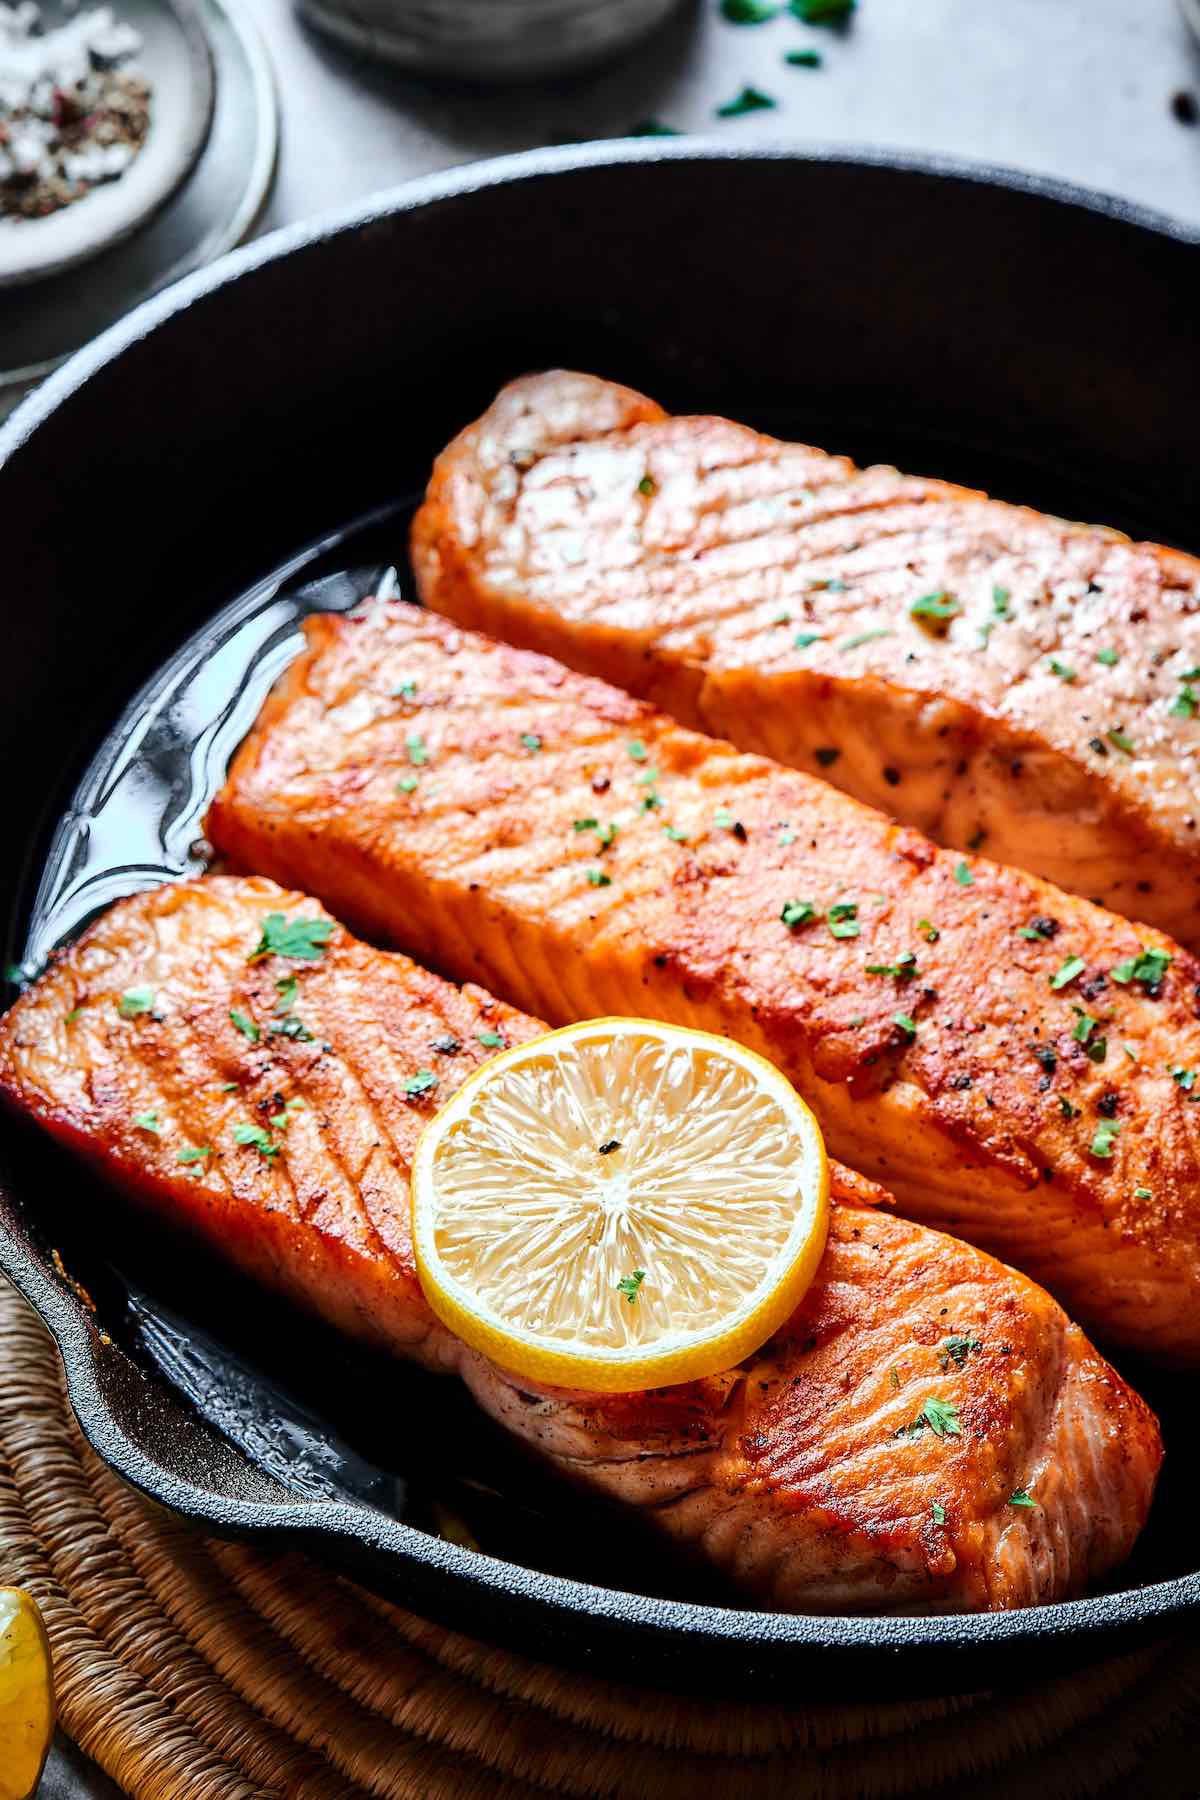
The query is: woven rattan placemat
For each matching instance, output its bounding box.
[0,1277,1194,1799]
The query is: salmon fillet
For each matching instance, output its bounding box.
[0,875,1161,1613]
[208,602,1200,1364]
[411,371,1200,946]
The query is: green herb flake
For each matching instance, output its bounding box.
[405,732,429,766]
[828,900,860,939]
[118,987,155,1018]
[1111,947,1171,990]
[1050,955,1086,991]
[793,631,824,649]
[234,1122,278,1160]
[897,1397,962,1441]
[1019,919,1054,940]
[520,732,542,753]
[1170,684,1198,719]
[616,1269,646,1304]
[991,585,1011,615]
[630,118,681,137]
[1106,728,1135,756]
[720,0,779,19]
[249,914,334,963]
[865,951,919,981]
[390,679,418,701]
[785,46,822,65]
[1071,1008,1098,1045]
[889,1365,900,1390]
[892,1012,918,1040]
[953,860,974,887]
[1170,1065,1196,1091]
[1048,659,1076,683]
[938,1334,981,1370]
[1123,1043,1139,1062]
[840,628,893,652]
[1058,1096,1080,1120]
[715,808,735,829]
[573,818,599,833]
[1095,647,1120,666]
[397,775,419,794]
[477,1029,506,1049]
[789,0,855,19]
[716,85,777,117]
[640,791,663,813]
[133,1111,161,1134]
[1009,1489,1036,1508]
[909,591,961,625]
[663,824,689,843]
[635,767,659,786]
[778,825,797,845]
[627,739,649,762]
[1134,1186,1153,1200]
[638,474,656,497]
[597,822,619,850]
[404,1068,439,1099]
[587,870,612,888]
[782,899,817,928]
[916,918,940,943]
[229,1008,260,1044]
[177,1146,212,1164]
[1089,1121,1121,1159]
[931,1500,946,1525]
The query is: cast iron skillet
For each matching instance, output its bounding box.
[0,144,1198,1699]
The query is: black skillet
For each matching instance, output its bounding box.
[0,143,1197,1699]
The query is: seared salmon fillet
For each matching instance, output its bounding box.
[411,371,1200,946]
[209,602,1200,1364]
[0,876,1161,1613]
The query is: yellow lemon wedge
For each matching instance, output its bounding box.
[0,1587,54,1800]
[411,1018,830,1392]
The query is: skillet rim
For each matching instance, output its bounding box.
[1,139,1197,1687]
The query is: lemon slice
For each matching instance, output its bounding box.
[411,1019,829,1392]
[0,1588,54,1800]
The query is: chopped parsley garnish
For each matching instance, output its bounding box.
[397,775,419,794]
[716,85,777,117]
[249,914,334,963]
[275,975,298,1011]
[597,822,619,849]
[477,1029,505,1048]
[720,0,779,19]
[268,1099,304,1132]
[403,1068,438,1098]
[391,679,418,700]
[938,1334,981,1370]
[1134,1186,1152,1200]
[640,791,663,813]
[630,118,680,136]
[638,474,656,496]
[916,918,940,943]
[866,951,918,981]
[1019,919,1054,940]
[177,1146,211,1164]
[1089,1121,1121,1159]
[1059,1096,1080,1120]
[635,767,659,786]
[1050,955,1085,991]
[793,631,824,649]
[270,1014,314,1043]
[828,901,860,939]
[1111,947,1171,989]
[520,732,542,753]
[234,1122,278,1159]
[714,808,735,829]
[1106,728,1135,756]
[1170,684,1197,718]
[931,1501,946,1525]
[663,824,688,842]
[785,46,822,64]
[627,739,649,762]
[782,899,817,928]
[616,1269,646,1304]
[840,628,893,651]
[405,732,429,766]
[1170,1065,1196,1091]
[897,1397,962,1440]
[789,0,855,19]
[1048,659,1076,683]
[892,1012,918,1040]
[778,825,797,845]
[1071,1008,1098,1044]
[597,1138,621,1155]
[809,576,846,593]
[573,818,599,833]
[1009,1489,1036,1508]
[229,1008,260,1044]
[909,591,961,625]
[118,987,155,1018]
[1095,647,1120,666]
[991,585,1011,615]
[587,870,612,887]
[133,1111,161,1134]
[64,1007,83,1023]
[953,860,973,887]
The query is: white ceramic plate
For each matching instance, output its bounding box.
[0,0,215,288]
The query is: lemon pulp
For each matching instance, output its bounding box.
[0,1587,54,1800]
[411,1018,829,1392]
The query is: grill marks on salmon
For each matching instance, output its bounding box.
[208,602,1200,1363]
[411,370,1200,947]
[0,876,1161,1613]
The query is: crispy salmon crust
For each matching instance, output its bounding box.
[209,602,1200,1363]
[0,876,1161,1613]
[411,370,1200,946]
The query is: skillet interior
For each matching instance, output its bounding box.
[0,145,1197,1697]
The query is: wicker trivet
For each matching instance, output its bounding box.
[0,1278,1194,1799]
